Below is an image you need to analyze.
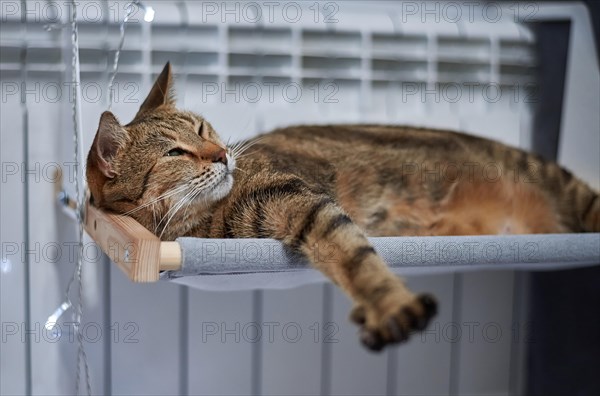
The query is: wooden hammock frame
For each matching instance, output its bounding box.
[55,171,180,282]
[84,200,181,282]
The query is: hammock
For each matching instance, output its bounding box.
[84,200,600,291]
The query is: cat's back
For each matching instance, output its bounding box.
[241,124,503,171]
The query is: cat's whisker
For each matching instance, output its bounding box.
[229,138,265,160]
[158,186,200,239]
[154,186,194,229]
[158,201,187,238]
[152,202,157,231]
[123,186,187,216]
[122,184,190,216]
[235,137,267,154]
[231,152,256,160]
[175,173,228,225]
[182,184,207,219]
[229,136,265,154]
[138,188,185,209]
[228,139,247,151]
[228,143,245,157]
[156,197,186,236]
[155,176,215,236]
[233,138,261,153]
[181,195,195,219]
[155,186,194,233]
[231,152,260,164]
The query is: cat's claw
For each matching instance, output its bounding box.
[416,294,438,329]
[359,327,385,351]
[358,293,438,352]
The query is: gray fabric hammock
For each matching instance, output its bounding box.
[160,233,600,291]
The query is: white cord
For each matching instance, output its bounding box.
[68,1,91,394]
[107,1,140,110]
[42,7,90,394]
[46,2,154,393]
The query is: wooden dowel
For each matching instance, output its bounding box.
[160,242,182,271]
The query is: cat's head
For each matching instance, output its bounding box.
[86,62,235,239]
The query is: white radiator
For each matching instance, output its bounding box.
[1,1,598,395]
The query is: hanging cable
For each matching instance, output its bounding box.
[45,2,155,393]
[69,1,91,392]
[44,1,91,394]
[108,0,154,110]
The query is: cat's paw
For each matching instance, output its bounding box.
[349,304,367,325]
[357,293,437,352]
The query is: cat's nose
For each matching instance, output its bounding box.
[212,149,228,165]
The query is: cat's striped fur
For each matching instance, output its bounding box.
[87,63,599,351]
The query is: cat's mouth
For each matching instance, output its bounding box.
[191,154,236,204]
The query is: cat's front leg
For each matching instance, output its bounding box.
[226,180,438,351]
[290,204,438,351]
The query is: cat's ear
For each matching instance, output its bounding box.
[92,111,128,179]
[133,62,175,119]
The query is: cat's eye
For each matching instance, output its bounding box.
[165,148,186,157]
[198,123,209,140]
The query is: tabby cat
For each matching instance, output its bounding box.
[87,63,599,351]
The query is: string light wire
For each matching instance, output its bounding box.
[44,1,154,394]
[108,1,154,110]
[69,1,91,394]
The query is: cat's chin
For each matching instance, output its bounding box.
[202,155,236,204]
[186,172,234,210]
[205,173,234,203]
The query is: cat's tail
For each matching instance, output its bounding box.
[573,183,600,232]
[505,148,599,232]
[561,174,600,232]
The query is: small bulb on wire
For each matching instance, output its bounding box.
[1,257,11,274]
[143,6,155,22]
[45,301,72,331]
